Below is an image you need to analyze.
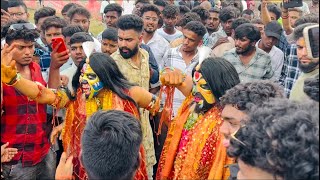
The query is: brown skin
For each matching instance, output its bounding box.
[258,31,278,53]
[7,6,29,21]
[101,39,118,55]
[70,14,90,32]
[180,29,203,65]
[221,19,234,36]
[70,42,86,66]
[104,11,119,28]
[118,29,142,66]
[235,37,256,65]
[206,11,220,35]
[296,38,319,68]
[142,11,159,43]
[163,15,179,34]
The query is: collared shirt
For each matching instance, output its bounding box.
[143,32,170,69]
[279,44,301,97]
[1,62,50,167]
[162,45,199,116]
[204,29,227,49]
[222,48,274,83]
[256,40,284,82]
[156,28,183,43]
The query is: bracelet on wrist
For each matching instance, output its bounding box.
[6,73,21,86]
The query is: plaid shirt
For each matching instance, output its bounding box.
[279,44,301,97]
[1,62,50,167]
[222,48,274,83]
[276,32,290,53]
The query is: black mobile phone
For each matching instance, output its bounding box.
[303,25,319,60]
[282,0,303,9]
[1,0,9,12]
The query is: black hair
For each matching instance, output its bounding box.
[117,14,144,34]
[81,110,142,180]
[62,25,84,38]
[235,23,261,42]
[102,27,118,41]
[8,1,27,13]
[140,4,161,17]
[34,7,56,24]
[251,18,264,25]
[69,32,94,45]
[183,21,207,38]
[209,7,220,14]
[231,17,250,30]
[304,75,319,102]
[72,53,138,108]
[221,0,243,12]
[177,12,201,27]
[227,99,319,179]
[241,9,254,16]
[220,80,285,112]
[104,3,123,17]
[2,20,40,45]
[199,57,240,102]
[293,23,318,41]
[191,6,210,22]
[61,3,81,15]
[294,13,319,28]
[135,0,150,5]
[219,6,240,23]
[153,0,167,7]
[179,5,191,14]
[41,16,68,33]
[162,5,180,18]
[258,3,282,20]
[68,7,91,20]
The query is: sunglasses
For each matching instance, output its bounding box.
[8,23,36,32]
[230,126,246,147]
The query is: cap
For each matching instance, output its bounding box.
[264,21,283,40]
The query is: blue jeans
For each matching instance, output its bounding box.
[2,146,56,180]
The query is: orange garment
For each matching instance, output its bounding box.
[156,94,232,180]
[61,89,148,180]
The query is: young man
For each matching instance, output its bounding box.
[241,9,254,21]
[153,0,167,28]
[55,110,143,180]
[222,23,274,83]
[60,2,80,22]
[1,20,55,180]
[191,6,210,26]
[289,23,319,102]
[132,0,150,16]
[101,27,118,55]
[67,7,101,52]
[111,14,156,179]
[204,7,221,48]
[251,18,264,34]
[96,3,123,42]
[256,21,284,81]
[140,4,170,69]
[162,21,206,116]
[34,7,56,49]
[1,1,29,27]
[156,5,183,42]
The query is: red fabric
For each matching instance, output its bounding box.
[1,62,50,167]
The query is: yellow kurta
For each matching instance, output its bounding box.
[111,48,156,178]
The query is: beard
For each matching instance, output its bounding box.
[119,45,139,59]
[299,61,319,73]
[236,44,255,55]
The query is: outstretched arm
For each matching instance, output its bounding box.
[129,86,160,115]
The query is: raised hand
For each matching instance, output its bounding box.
[50,42,70,70]
[1,43,18,84]
[1,9,11,27]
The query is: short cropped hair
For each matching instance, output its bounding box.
[293,23,318,41]
[304,75,319,102]
[62,25,84,38]
[104,3,123,17]
[177,12,201,27]
[153,0,167,7]
[183,21,207,38]
[209,7,220,14]
[61,3,80,15]
[228,99,319,179]
[34,7,56,24]
[234,23,261,42]
[3,20,39,44]
[162,5,180,18]
[294,13,319,28]
[191,6,210,22]
[102,27,118,41]
[220,80,285,113]
[231,18,250,30]
[8,1,27,13]
[41,16,68,33]
[140,4,161,17]
[69,32,94,45]
[179,5,191,14]
[219,6,240,23]
[81,110,142,180]
[68,7,91,20]
[135,0,150,5]
[117,14,144,34]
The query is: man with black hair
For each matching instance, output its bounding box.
[191,6,210,25]
[68,7,101,52]
[178,5,191,23]
[241,9,254,21]
[204,7,221,48]
[111,14,156,179]
[222,23,274,82]
[7,1,29,22]
[96,3,123,42]
[162,21,206,116]
[1,20,56,180]
[132,0,150,16]
[55,110,143,180]
[153,0,167,28]
[227,99,319,179]
[34,7,56,49]
[101,27,118,55]
[157,5,183,42]
[289,23,319,102]
[61,2,80,22]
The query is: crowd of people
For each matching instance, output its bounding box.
[1,0,319,180]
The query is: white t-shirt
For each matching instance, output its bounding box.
[156,28,183,43]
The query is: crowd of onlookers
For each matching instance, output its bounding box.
[1,0,319,180]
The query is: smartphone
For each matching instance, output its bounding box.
[51,37,68,53]
[282,0,302,9]
[303,24,319,60]
[1,0,9,13]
